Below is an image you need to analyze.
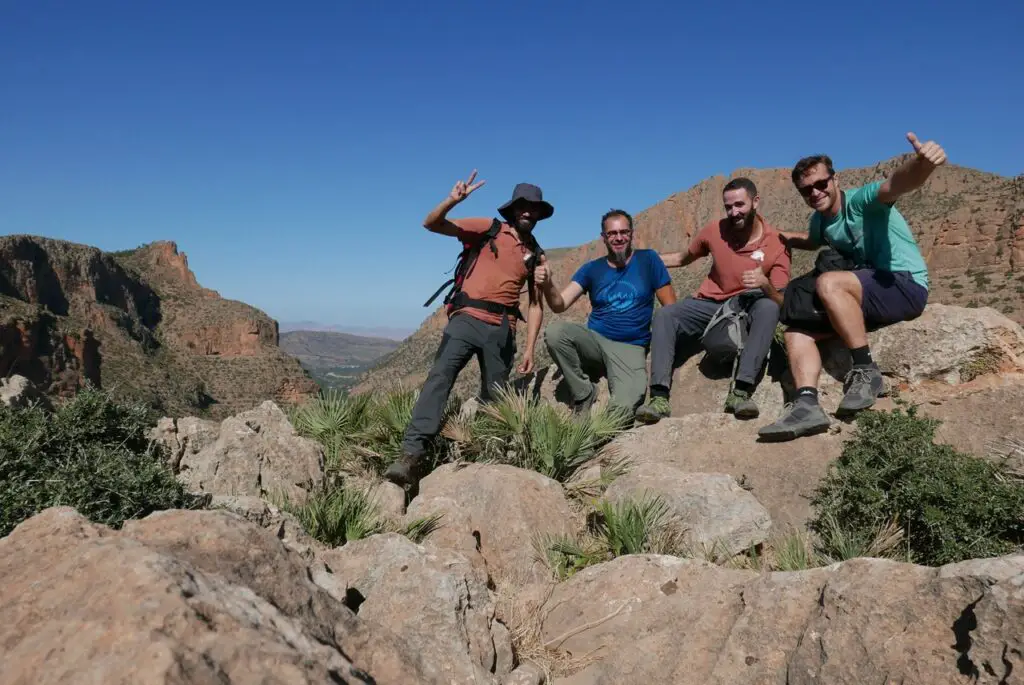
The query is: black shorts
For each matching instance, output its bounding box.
[855,269,928,326]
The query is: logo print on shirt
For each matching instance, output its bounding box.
[600,281,641,313]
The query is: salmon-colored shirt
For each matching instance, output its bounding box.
[450,218,540,328]
[687,216,791,301]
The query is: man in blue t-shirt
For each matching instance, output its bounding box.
[535,209,676,416]
[759,132,947,442]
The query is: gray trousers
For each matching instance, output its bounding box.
[543,321,648,413]
[649,296,779,391]
[402,313,515,458]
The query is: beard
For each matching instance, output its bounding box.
[515,216,537,233]
[730,211,756,232]
[607,243,633,265]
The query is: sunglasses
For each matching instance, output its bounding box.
[797,175,833,197]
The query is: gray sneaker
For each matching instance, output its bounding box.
[836,364,884,418]
[757,399,831,442]
[572,383,598,416]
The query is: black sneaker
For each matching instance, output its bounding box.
[836,363,885,418]
[757,399,831,442]
[383,454,427,489]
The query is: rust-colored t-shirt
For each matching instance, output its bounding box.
[687,216,791,301]
[449,218,540,327]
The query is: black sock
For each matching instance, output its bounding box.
[795,387,819,403]
[734,379,754,394]
[650,384,670,400]
[850,345,873,367]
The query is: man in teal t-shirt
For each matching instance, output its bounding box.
[759,132,947,442]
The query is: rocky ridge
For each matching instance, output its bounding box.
[3,302,1024,683]
[0,235,316,418]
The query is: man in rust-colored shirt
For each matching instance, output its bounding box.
[384,171,549,489]
[635,177,791,423]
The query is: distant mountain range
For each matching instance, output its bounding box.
[278,322,413,341]
[279,330,400,392]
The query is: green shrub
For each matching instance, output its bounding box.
[0,388,200,537]
[809,406,1024,566]
[536,494,685,580]
[446,386,632,483]
[273,482,442,548]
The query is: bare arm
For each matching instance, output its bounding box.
[655,283,677,306]
[777,231,820,251]
[542,279,585,314]
[877,133,948,204]
[519,280,544,373]
[423,170,487,236]
[659,251,698,269]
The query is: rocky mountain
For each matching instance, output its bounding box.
[0,236,316,418]
[280,330,400,391]
[355,156,1024,396]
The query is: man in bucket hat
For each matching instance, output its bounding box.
[384,171,552,489]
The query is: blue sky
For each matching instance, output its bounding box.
[2,1,1022,332]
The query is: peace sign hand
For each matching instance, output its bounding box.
[449,169,486,204]
[906,132,947,167]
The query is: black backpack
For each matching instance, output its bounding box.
[779,248,862,331]
[423,219,541,322]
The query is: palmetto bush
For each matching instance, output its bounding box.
[536,493,687,580]
[443,385,632,483]
[290,388,458,476]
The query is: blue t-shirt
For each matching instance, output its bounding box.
[571,249,671,346]
[809,182,929,289]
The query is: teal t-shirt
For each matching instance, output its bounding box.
[808,181,929,289]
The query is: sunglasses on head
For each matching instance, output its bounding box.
[797,175,833,197]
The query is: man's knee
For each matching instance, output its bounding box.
[815,271,855,300]
[749,297,780,318]
[543,320,573,349]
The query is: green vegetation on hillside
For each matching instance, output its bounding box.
[0,388,202,537]
[809,405,1024,566]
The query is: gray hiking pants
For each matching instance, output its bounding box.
[649,296,779,391]
[402,313,515,458]
[544,321,648,413]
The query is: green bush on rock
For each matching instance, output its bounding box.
[810,405,1024,566]
[0,388,201,537]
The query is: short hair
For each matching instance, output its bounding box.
[601,208,633,233]
[722,177,757,198]
[791,155,834,184]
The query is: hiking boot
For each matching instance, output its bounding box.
[836,363,885,418]
[725,388,759,419]
[572,383,598,416]
[383,454,427,489]
[635,396,671,424]
[757,399,831,442]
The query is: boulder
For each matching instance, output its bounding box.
[609,414,845,530]
[0,374,52,410]
[149,415,219,471]
[0,507,439,684]
[167,401,325,502]
[406,463,577,586]
[320,532,510,683]
[602,462,772,559]
[539,553,1024,685]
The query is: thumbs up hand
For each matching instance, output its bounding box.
[906,132,947,167]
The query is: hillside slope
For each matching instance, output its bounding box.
[280,330,399,391]
[356,156,1024,396]
[0,236,316,417]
